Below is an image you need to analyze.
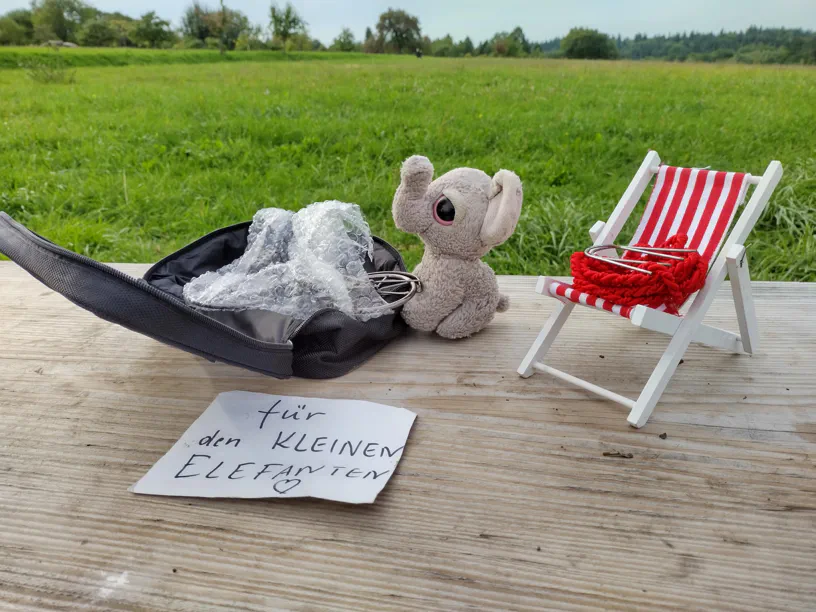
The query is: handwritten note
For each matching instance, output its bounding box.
[131,391,416,504]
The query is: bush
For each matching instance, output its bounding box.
[0,16,28,45]
[735,44,791,64]
[330,27,357,52]
[666,42,689,62]
[19,47,76,84]
[4,8,34,43]
[30,0,88,44]
[561,28,618,59]
[182,37,206,49]
[235,31,266,51]
[78,18,117,47]
[131,11,176,49]
[286,32,313,52]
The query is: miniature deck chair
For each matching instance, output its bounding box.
[518,151,783,428]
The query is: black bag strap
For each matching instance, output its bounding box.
[0,213,293,377]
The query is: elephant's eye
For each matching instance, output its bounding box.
[433,195,455,225]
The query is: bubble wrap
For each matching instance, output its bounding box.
[182,201,390,321]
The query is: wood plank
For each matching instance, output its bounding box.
[0,262,814,611]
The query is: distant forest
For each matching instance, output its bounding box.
[599,28,816,64]
[428,26,816,64]
[1,0,815,65]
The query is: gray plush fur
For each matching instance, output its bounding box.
[392,155,523,339]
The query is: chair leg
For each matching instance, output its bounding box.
[627,324,695,428]
[727,244,759,354]
[518,301,574,378]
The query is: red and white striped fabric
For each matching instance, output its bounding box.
[550,165,752,318]
[630,165,750,260]
[550,281,636,318]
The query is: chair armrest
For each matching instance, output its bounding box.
[589,221,606,242]
[726,243,747,266]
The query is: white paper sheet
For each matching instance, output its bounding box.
[131,391,416,504]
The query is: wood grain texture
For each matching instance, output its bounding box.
[1,262,814,611]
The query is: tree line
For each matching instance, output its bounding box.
[1,1,815,65]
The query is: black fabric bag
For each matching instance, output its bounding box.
[0,213,407,379]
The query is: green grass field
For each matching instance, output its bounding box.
[1,54,814,280]
[0,47,380,69]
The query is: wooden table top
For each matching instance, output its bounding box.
[1,262,814,611]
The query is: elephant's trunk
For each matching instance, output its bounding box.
[392,155,434,234]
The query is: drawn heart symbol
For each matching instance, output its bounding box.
[273,479,301,495]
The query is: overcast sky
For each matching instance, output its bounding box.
[3,0,815,45]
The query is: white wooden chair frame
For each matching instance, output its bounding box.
[518,151,783,428]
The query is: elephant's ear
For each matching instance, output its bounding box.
[480,169,523,247]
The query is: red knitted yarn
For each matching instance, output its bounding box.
[570,234,708,315]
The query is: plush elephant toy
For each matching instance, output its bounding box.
[392,155,523,339]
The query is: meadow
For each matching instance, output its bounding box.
[1,52,814,280]
[0,47,377,69]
